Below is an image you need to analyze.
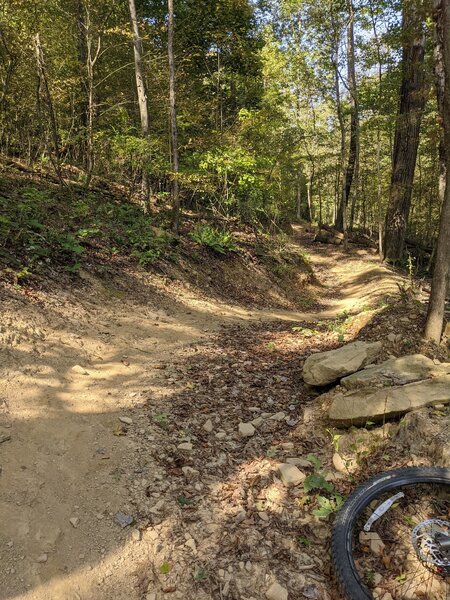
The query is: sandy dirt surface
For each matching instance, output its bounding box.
[0,229,407,600]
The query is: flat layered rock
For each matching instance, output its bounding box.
[303,341,382,386]
[341,354,450,390]
[329,375,450,426]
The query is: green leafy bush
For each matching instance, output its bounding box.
[190,224,238,254]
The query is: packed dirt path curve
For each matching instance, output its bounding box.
[0,228,405,600]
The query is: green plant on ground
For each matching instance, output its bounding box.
[292,326,318,337]
[190,223,238,254]
[153,412,169,429]
[193,567,208,582]
[303,454,345,519]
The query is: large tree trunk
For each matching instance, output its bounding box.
[423,0,450,342]
[128,0,151,209]
[337,0,359,233]
[383,0,426,262]
[168,0,180,232]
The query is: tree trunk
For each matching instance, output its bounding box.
[296,167,302,220]
[344,0,360,232]
[128,0,151,209]
[424,0,450,342]
[33,33,62,181]
[84,6,100,189]
[333,34,347,234]
[168,0,180,232]
[368,0,384,255]
[383,0,426,262]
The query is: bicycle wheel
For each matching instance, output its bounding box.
[332,467,450,599]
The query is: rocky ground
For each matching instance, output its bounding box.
[0,226,448,600]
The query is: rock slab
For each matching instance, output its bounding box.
[303,341,382,386]
[278,463,306,487]
[341,354,450,390]
[329,375,450,426]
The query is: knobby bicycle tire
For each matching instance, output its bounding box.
[331,466,450,600]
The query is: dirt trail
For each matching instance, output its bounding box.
[0,229,405,600]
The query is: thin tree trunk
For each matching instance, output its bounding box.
[128,0,151,210]
[368,0,384,255]
[383,0,426,262]
[168,0,180,232]
[333,35,347,236]
[75,0,88,168]
[344,0,360,232]
[33,33,62,182]
[296,167,302,220]
[424,0,450,342]
[84,6,101,189]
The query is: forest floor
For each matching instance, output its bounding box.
[0,226,448,600]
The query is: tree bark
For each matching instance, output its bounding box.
[343,0,360,232]
[168,0,180,232]
[424,0,450,342]
[383,0,427,262]
[128,0,151,209]
[368,0,384,256]
[84,6,101,189]
[33,33,62,181]
[333,32,347,238]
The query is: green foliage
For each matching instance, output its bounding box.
[193,567,208,582]
[190,224,238,254]
[303,472,334,494]
[0,184,172,274]
[159,561,172,575]
[303,453,345,519]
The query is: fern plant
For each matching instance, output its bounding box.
[190,224,238,255]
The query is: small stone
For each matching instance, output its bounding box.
[270,412,286,421]
[177,442,193,451]
[146,593,157,600]
[234,510,247,524]
[359,531,385,556]
[185,538,197,552]
[381,594,393,600]
[258,512,269,521]
[131,529,141,541]
[119,416,133,425]
[281,442,294,450]
[373,573,382,586]
[203,419,213,433]
[215,432,227,440]
[278,463,306,487]
[332,452,347,473]
[71,365,89,375]
[387,333,396,342]
[114,512,134,528]
[266,582,288,600]
[36,553,48,563]
[182,466,198,478]
[69,517,79,528]
[238,422,255,438]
